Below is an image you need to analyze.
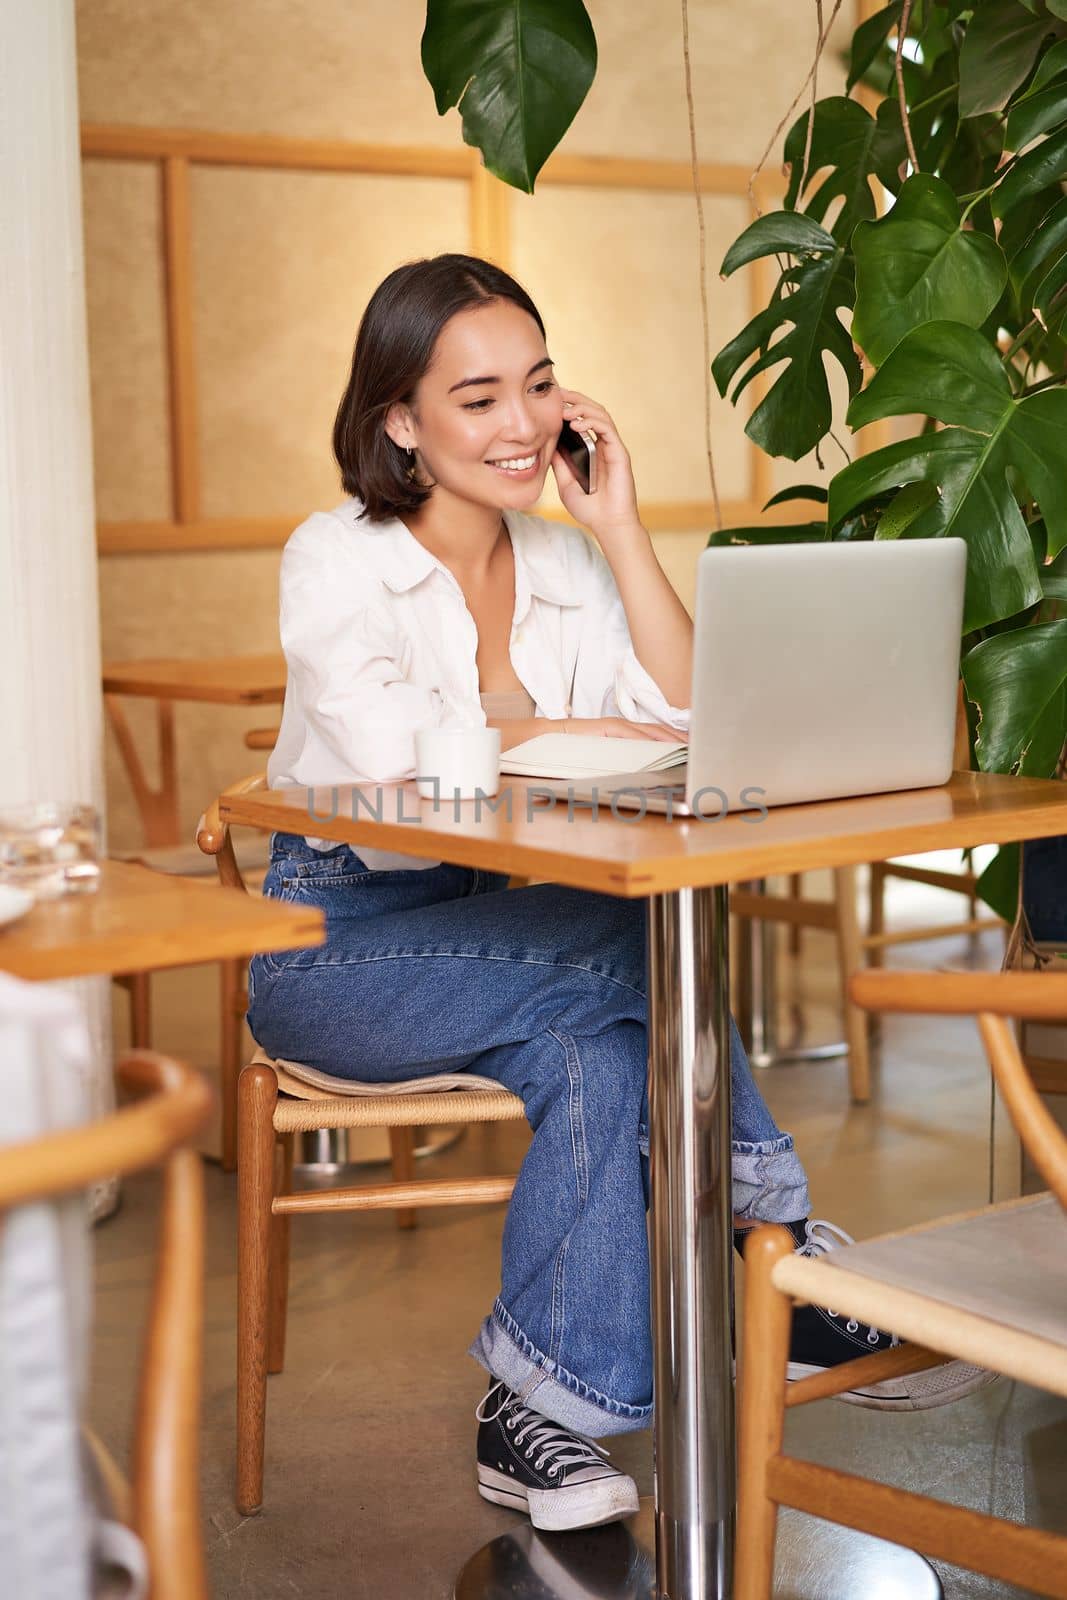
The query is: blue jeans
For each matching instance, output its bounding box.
[248,833,809,1437]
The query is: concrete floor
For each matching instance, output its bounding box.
[91,864,1067,1598]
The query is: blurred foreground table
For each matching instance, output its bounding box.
[103,653,285,848]
[220,770,1066,1600]
[0,859,322,982]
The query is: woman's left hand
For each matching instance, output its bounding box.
[551,390,645,553]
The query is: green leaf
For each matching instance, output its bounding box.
[1033,255,1067,329]
[852,175,1007,364]
[875,480,941,538]
[992,125,1067,218]
[707,523,828,548]
[1008,192,1067,309]
[1042,543,1067,600]
[847,1,902,92]
[961,619,1067,771]
[713,213,862,461]
[830,322,1066,628]
[957,0,1053,118]
[761,484,829,509]
[976,842,1019,921]
[783,97,905,244]
[1006,80,1067,150]
[420,0,596,192]
[1025,35,1067,95]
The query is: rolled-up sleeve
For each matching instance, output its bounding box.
[574,538,690,735]
[270,526,467,785]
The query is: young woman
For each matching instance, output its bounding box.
[250,254,988,1534]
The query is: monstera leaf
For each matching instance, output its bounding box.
[846,1,902,91]
[957,0,1056,117]
[783,97,905,243]
[828,322,1067,630]
[852,175,1007,364]
[712,212,862,461]
[962,619,1067,772]
[421,0,596,191]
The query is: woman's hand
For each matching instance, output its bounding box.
[560,717,682,743]
[551,390,645,553]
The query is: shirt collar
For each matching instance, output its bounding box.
[366,504,580,612]
[372,516,446,594]
[506,511,582,620]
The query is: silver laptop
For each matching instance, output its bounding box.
[553,539,967,817]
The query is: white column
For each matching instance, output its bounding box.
[0,1,113,1174]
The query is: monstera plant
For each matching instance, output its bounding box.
[418,0,1067,915]
[709,0,1067,914]
[421,0,597,191]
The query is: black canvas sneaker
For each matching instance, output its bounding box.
[476,1382,640,1532]
[785,1219,996,1410]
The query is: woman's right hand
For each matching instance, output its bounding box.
[559,717,682,743]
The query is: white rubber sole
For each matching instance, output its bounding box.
[477,1464,640,1531]
[787,1360,998,1411]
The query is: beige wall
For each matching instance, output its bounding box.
[79,0,850,846]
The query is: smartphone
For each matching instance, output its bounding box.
[557,421,597,494]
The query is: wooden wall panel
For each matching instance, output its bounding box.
[511,186,752,510]
[82,159,171,521]
[75,0,452,148]
[190,168,469,518]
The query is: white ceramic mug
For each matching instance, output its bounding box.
[414,726,502,801]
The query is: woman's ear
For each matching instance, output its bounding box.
[384,402,417,452]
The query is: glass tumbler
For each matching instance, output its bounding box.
[0,802,102,898]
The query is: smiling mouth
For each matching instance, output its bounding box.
[486,453,539,473]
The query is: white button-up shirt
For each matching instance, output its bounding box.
[269,498,690,867]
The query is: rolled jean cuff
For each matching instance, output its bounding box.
[469,1299,652,1439]
[730,1135,809,1224]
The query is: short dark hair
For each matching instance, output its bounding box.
[332,253,547,522]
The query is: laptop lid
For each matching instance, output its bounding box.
[688,539,967,812]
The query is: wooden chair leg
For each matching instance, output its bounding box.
[867,861,886,969]
[267,1132,293,1375]
[237,1064,277,1515]
[219,958,244,1173]
[128,972,152,1049]
[834,866,871,1103]
[389,1126,417,1231]
[736,1226,794,1600]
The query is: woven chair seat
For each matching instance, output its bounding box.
[250,1047,526,1133]
[114,835,270,880]
[772,1191,1067,1399]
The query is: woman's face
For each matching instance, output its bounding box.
[388,299,564,513]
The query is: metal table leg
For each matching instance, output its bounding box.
[735,880,847,1069]
[455,885,940,1598]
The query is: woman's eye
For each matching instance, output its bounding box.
[530,380,556,395]
[463,398,494,412]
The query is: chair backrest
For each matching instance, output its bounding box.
[197,771,268,895]
[850,969,1067,1211]
[0,1048,213,1600]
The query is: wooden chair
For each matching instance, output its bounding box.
[736,967,1067,1600]
[0,1049,214,1600]
[866,850,998,963]
[197,774,528,1514]
[731,868,873,1101]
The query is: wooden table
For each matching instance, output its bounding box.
[0,859,322,982]
[220,770,1066,1600]
[103,654,285,848]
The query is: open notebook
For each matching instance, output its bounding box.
[499,733,688,781]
